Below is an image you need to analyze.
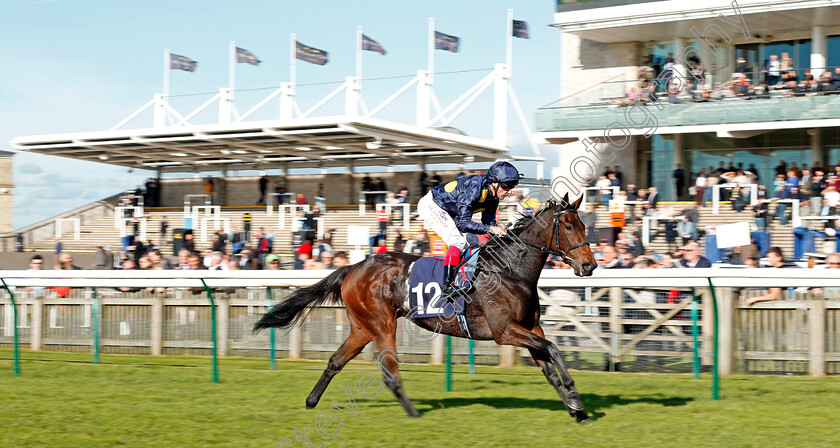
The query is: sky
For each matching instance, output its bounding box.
[2,0,563,229]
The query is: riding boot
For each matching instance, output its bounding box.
[441,263,461,304]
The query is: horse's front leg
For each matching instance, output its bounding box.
[495,322,590,422]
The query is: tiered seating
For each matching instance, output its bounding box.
[31,207,421,256]
[589,202,798,256]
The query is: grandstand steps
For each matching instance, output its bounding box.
[589,202,799,257]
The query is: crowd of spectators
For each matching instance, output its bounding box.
[616,52,840,107]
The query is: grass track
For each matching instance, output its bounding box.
[1,349,838,447]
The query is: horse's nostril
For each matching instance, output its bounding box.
[582,262,594,272]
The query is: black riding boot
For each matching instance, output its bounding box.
[441,263,460,303]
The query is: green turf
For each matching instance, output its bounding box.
[1,349,838,447]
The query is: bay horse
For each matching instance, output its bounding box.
[254,194,597,422]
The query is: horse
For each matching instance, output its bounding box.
[254,194,597,422]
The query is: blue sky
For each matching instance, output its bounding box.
[2,0,562,229]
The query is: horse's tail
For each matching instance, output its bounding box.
[253,265,353,333]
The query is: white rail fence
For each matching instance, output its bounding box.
[0,270,838,375]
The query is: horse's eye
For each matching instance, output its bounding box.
[565,225,573,231]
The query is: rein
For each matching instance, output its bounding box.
[459,203,588,284]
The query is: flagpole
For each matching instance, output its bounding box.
[428,17,435,75]
[290,34,296,87]
[506,9,514,68]
[163,49,170,99]
[229,41,236,92]
[356,26,363,81]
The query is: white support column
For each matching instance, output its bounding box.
[673,37,686,80]
[219,87,233,124]
[279,82,294,121]
[344,76,360,117]
[493,63,510,148]
[416,70,432,127]
[153,94,167,128]
[811,26,826,78]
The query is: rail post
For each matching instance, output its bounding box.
[706,278,720,400]
[92,287,100,364]
[267,287,276,370]
[1,279,20,376]
[200,279,219,383]
[690,287,700,380]
[468,339,475,375]
[445,335,452,392]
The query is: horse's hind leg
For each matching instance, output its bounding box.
[372,333,421,418]
[306,329,371,409]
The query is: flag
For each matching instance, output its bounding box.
[435,30,460,53]
[361,34,386,55]
[170,53,197,72]
[236,47,261,66]
[512,20,529,39]
[296,41,328,65]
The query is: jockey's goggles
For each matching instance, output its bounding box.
[499,180,519,190]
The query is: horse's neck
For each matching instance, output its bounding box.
[484,222,550,283]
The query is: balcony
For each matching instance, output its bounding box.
[536,94,840,134]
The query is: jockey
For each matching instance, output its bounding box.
[417,161,522,300]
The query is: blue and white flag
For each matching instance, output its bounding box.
[362,34,386,55]
[170,53,197,72]
[512,20,529,39]
[435,30,460,53]
[236,47,261,66]
[296,41,328,65]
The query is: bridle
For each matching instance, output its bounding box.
[512,204,589,266]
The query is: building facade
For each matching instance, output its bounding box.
[537,0,840,201]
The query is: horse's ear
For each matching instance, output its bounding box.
[562,192,569,207]
[571,195,583,210]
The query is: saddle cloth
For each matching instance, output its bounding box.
[406,252,477,318]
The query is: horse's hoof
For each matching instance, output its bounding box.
[566,393,584,412]
[574,411,594,424]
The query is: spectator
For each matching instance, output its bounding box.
[429,172,442,190]
[265,254,281,270]
[183,232,195,253]
[580,205,598,243]
[595,176,612,204]
[643,186,659,216]
[60,253,83,270]
[304,259,326,270]
[211,229,227,254]
[160,216,169,241]
[257,174,269,205]
[677,216,697,245]
[374,238,388,255]
[227,256,242,271]
[138,255,153,270]
[92,246,111,270]
[274,182,286,205]
[26,255,45,296]
[393,231,405,253]
[598,245,622,269]
[206,252,224,270]
[419,171,429,196]
[332,251,350,268]
[754,199,769,232]
[813,253,840,298]
[147,249,171,269]
[744,247,790,306]
[673,163,685,200]
[321,251,335,268]
[679,242,711,267]
[187,253,205,270]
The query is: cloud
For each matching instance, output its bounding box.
[17,163,43,174]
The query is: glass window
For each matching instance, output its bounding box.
[795,40,811,72]
[649,135,674,200]
[828,35,840,71]
[735,43,760,79]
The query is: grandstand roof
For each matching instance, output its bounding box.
[10,116,507,172]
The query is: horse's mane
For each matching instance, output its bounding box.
[506,198,564,236]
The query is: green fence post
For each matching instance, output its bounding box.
[200,279,219,383]
[468,339,475,375]
[1,279,20,376]
[445,335,452,392]
[267,287,276,371]
[92,287,100,365]
[690,287,700,380]
[706,278,720,400]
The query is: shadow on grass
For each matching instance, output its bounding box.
[413,393,693,420]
